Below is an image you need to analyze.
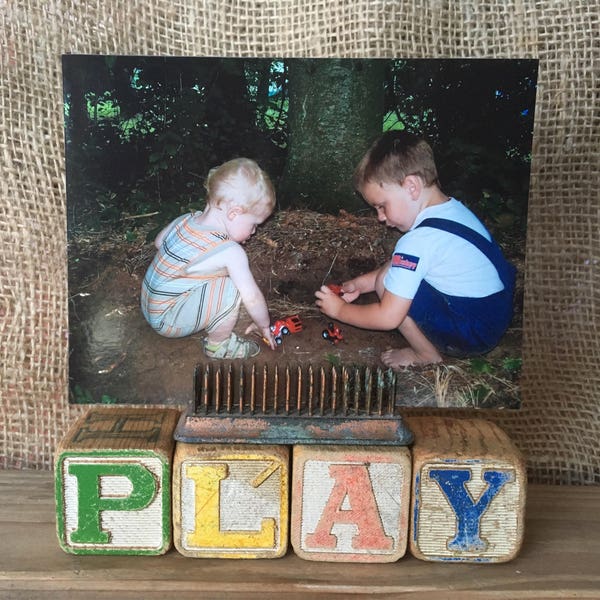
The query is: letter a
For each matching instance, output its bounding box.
[305,464,393,551]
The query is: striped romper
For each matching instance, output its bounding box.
[141,213,241,338]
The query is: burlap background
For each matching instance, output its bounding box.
[1,1,598,483]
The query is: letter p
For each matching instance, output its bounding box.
[56,455,168,555]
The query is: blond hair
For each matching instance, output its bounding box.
[353,131,440,191]
[205,158,275,215]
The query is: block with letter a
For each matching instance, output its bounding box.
[291,445,411,562]
[55,406,180,555]
[408,416,527,563]
[173,443,289,558]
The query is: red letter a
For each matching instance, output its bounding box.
[305,464,393,551]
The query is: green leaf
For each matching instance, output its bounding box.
[469,358,493,374]
[502,357,522,373]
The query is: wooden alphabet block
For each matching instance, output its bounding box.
[291,445,411,562]
[173,443,289,558]
[55,406,179,555]
[408,416,526,563]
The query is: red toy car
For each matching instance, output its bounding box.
[322,322,343,344]
[270,314,303,345]
[327,283,344,296]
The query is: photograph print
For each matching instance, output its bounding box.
[64,55,537,409]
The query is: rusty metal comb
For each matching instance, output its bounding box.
[174,362,413,445]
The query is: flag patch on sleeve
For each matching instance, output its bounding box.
[392,253,419,271]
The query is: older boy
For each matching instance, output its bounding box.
[315,131,515,368]
[141,158,277,358]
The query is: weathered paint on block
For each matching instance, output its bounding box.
[408,417,526,563]
[173,443,289,558]
[291,445,411,562]
[55,407,180,555]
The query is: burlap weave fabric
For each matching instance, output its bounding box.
[1,1,598,483]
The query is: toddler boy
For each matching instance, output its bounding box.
[142,158,276,358]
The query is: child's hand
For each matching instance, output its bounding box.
[261,326,277,350]
[315,285,346,319]
[245,323,276,350]
[339,281,360,303]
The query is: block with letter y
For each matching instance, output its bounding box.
[408,416,526,563]
[173,443,289,558]
[55,406,180,555]
[291,445,411,562]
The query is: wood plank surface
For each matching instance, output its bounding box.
[0,471,599,599]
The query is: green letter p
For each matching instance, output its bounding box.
[68,463,157,544]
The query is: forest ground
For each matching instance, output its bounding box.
[68,208,524,410]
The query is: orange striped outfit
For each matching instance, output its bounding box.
[141,213,240,338]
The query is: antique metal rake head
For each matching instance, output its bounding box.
[174,362,413,445]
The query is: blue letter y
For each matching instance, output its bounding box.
[428,469,513,552]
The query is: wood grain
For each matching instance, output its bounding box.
[1,471,599,598]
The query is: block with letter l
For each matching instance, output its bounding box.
[173,443,289,558]
[55,406,179,555]
[408,416,526,563]
[291,444,412,562]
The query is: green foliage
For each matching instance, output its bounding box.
[469,383,494,408]
[469,358,494,374]
[72,384,118,404]
[502,356,522,374]
[72,384,94,404]
[325,353,341,367]
[469,356,522,377]
[64,56,536,232]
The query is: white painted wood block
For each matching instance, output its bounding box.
[173,443,289,559]
[408,416,527,563]
[55,407,179,555]
[291,445,411,562]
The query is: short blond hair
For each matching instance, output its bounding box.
[205,158,275,215]
[353,131,440,191]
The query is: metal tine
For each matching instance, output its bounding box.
[261,364,268,415]
[331,366,338,416]
[225,364,233,413]
[202,365,210,414]
[376,369,384,416]
[193,367,198,411]
[296,365,303,414]
[273,364,279,415]
[237,364,244,414]
[319,366,326,416]
[285,365,292,415]
[342,366,350,416]
[376,367,384,417]
[308,364,315,416]
[364,366,373,416]
[214,364,221,413]
[356,366,367,416]
[249,363,257,414]
[388,369,398,416]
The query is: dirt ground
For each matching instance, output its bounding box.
[68,209,524,410]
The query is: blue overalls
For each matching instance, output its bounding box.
[407,218,516,357]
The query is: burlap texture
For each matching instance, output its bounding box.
[1,1,598,483]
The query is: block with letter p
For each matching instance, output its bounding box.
[291,445,411,562]
[55,407,179,555]
[408,416,526,563]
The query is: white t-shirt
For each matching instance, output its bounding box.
[383,198,504,300]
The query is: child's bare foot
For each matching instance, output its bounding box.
[381,347,443,369]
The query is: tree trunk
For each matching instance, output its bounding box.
[279,59,385,213]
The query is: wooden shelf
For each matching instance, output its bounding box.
[1,470,599,599]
